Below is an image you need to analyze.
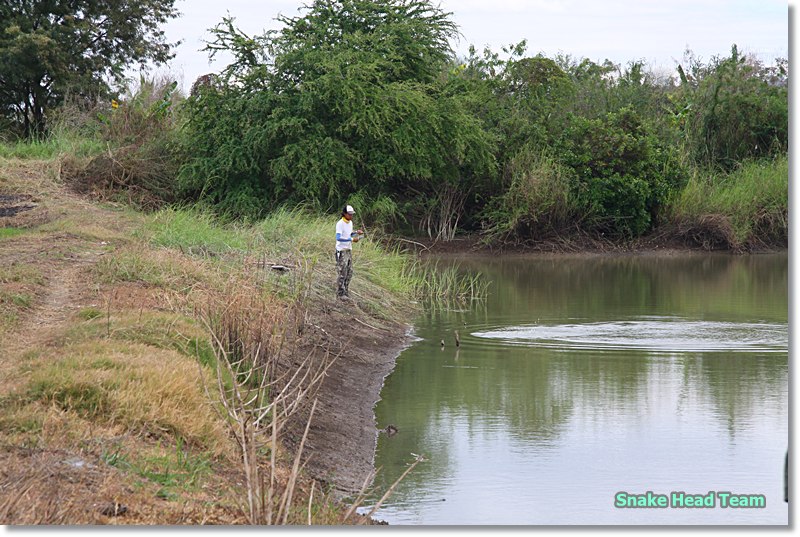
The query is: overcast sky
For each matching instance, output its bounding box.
[152,0,790,91]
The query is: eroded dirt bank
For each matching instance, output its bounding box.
[295,301,413,493]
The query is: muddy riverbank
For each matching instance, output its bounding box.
[287,298,414,494]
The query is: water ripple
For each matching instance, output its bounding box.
[472,318,788,353]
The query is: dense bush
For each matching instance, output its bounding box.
[481,148,577,243]
[672,46,788,170]
[171,5,788,245]
[556,108,687,237]
[2,0,787,248]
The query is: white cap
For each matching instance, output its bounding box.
[345,205,355,214]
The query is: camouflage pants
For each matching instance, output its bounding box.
[336,249,353,297]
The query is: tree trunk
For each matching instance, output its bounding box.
[32,94,45,137]
[23,82,32,138]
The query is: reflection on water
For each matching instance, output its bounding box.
[370,253,788,525]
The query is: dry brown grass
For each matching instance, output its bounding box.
[0,157,60,196]
[5,339,230,452]
[0,447,244,524]
[0,157,415,525]
[61,146,177,211]
[673,213,739,251]
[200,276,327,524]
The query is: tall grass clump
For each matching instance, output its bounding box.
[669,156,788,250]
[254,208,491,311]
[255,207,332,259]
[144,208,253,256]
[254,208,412,303]
[481,148,578,244]
[405,260,490,310]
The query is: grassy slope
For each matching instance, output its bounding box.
[0,155,421,524]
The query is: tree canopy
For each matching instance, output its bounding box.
[180,0,497,237]
[0,0,180,136]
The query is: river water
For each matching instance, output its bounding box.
[369,253,788,525]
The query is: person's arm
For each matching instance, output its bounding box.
[336,232,352,243]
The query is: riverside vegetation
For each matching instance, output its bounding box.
[0,0,787,526]
[0,151,480,523]
[1,1,787,251]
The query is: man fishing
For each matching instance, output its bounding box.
[335,205,363,299]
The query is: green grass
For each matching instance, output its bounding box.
[26,379,110,419]
[97,206,484,331]
[95,250,170,286]
[137,206,487,314]
[102,438,212,500]
[78,307,104,320]
[94,247,207,290]
[66,311,213,362]
[143,208,253,256]
[0,133,104,160]
[255,206,330,254]
[670,156,788,247]
[0,291,33,309]
[0,228,28,240]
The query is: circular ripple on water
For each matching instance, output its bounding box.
[471,318,788,353]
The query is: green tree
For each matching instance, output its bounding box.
[674,45,788,169]
[180,0,496,237]
[0,0,180,137]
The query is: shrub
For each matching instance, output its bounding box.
[481,148,577,242]
[558,107,687,237]
[176,2,496,236]
[675,46,788,170]
[62,76,183,209]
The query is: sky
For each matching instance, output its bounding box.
[152,0,790,92]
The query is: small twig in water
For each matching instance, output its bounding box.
[361,454,426,523]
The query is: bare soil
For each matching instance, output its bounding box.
[292,298,412,493]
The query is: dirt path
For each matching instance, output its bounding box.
[0,192,112,361]
[15,256,96,337]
